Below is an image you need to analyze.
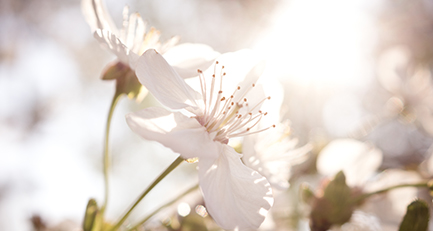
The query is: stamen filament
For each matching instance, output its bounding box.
[228,125,276,138]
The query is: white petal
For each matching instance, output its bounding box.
[256,75,284,123]
[163,43,220,79]
[81,0,118,33]
[316,139,383,186]
[94,29,130,65]
[198,145,273,230]
[233,61,266,103]
[126,107,219,159]
[204,49,263,96]
[136,49,202,110]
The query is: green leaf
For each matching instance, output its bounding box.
[398,199,430,231]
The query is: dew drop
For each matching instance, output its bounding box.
[185,157,199,163]
[177,202,191,217]
[195,205,208,217]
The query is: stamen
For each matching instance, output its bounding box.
[244,96,271,114]
[228,125,276,138]
[197,69,207,116]
[195,63,272,143]
[234,83,256,105]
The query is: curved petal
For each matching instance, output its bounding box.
[163,43,220,79]
[81,0,118,33]
[126,107,219,159]
[135,49,202,110]
[198,144,273,230]
[317,139,383,186]
[94,29,130,65]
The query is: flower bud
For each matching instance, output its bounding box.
[309,171,358,231]
[102,61,148,102]
[83,199,101,231]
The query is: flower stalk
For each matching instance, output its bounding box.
[128,184,199,231]
[101,91,123,215]
[110,156,184,231]
[353,181,429,203]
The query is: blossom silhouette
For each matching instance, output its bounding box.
[126,49,274,230]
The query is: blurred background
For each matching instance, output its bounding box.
[2,0,433,230]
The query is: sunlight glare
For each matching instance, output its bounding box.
[254,0,375,88]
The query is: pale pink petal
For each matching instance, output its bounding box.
[198,145,273,230]
[135,49,202,110]
[81,0,118,34]
[94,29,130,65]
[163,43,220,79]
[126,107,219,159]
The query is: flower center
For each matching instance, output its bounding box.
[196,61,275,144]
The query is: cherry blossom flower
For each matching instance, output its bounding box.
[126,49,274,230]
[82,0,219,101]
[82,0,218,71]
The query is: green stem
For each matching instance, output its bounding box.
[128,184,199,231]
[110,156,184,231]
[354,182,428,203]
[100,92,123,215]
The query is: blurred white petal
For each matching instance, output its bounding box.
[94,29,130,65]
[81,0,118,33]
[243,123,311,190]
[317,139,382,186]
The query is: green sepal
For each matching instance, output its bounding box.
[398,199,430,231]
[300,183,315,204]
[102,61,148,103]
[322,171,353,225]
[310,171,355,231]
[101,62,130,80]
[83,198,102,231]
[427,179,433,196]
